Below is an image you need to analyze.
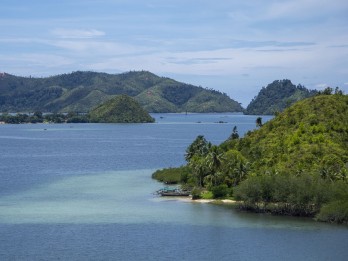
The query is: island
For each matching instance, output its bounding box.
[153,88,348,224]
[0,95,155,124]
[88,94,154,123]
[245,79,317,115]
[0,71,243,113]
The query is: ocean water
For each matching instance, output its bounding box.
[0,113,347,261]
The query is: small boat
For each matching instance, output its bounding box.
[156,187,190,197]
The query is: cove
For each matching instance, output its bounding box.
[0,113,347,261]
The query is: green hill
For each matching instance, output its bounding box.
[246,79,317,115]
[154,92,348,223]
[0,71,243,113]
[230,94,347,175]
[88,95,155,123]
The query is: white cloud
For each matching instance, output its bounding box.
[51,28,105,39]
[51,40,153,57]
[315,83,329,89]
[0,53,73,67]
[265,0,348,20]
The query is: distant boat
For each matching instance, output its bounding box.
[156,187,190,197]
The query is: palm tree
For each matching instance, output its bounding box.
[233,161,250,186]
[204,174,215,188]
[185,135,210,162]
[189,155,210,187]
[229,125,239,140]
[256,117,263,128]
[207,146,224,172]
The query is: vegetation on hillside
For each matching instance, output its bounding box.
[153,90,348,223]
[0,71,243,113]
[0,95,154,124]
[0,111,88,124]
[88,95,155,123]
[246,79,317,115]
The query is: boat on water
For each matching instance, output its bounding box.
[156,187,190,197]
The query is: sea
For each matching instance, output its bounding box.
[0,113,347,261]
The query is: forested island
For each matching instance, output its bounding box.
[0,70,328,116]
[89,95,154,123]
[0,95,154,124]
[246,79,317,115]
[0,71,243,113]
[153,89,348,224]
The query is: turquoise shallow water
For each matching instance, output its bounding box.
[0,113,347,260]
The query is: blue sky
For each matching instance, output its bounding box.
[1,0,348,105]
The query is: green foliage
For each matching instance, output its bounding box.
[0,94,157,124]
[191,187,203,200]
[155,94,348,223]
[316,200,348,224]
[211,184,229,199]
[161,84,199,106]
[228,126,239,140]
[0,71,243,113]
[88,95,155,123]
[185,135,211,162]
[234,173,336,216]
[201,190,214,199]
[184,89,243,113]
[228,94,348,221]
[0,112,89,124]
[229,94,348,176]
[315,178,348,223]
[152,166,190,184]
[246,79,317,115]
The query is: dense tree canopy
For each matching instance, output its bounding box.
[0,95,154,124]
[88,95,155,123]
[0,71,243,113]
[246,79,317,115]
[153,92,348,223]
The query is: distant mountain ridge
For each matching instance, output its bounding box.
[0,71,243,113]
[246,79,317,115]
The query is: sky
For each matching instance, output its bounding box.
[1,0,348,106]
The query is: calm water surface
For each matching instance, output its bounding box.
[0,113,347,261]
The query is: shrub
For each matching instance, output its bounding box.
[316,200,348,224]
[152,167,185,184]
[191,187,202,200]
[211,184,229,199]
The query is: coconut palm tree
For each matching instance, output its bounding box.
[256,117,263,128]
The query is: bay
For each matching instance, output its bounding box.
[0,113,347,261]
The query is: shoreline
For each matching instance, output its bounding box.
[159,196,236,204]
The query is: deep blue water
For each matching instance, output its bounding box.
[0,113,347,261]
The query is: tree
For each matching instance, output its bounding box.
[321,87,333,95]
[206,146,224,173]
[33,111,43,119]
[229,126,239,140]
[232,161,250,186]
[185,135,211,162]
[334,87,343,95]
[256,117,263,128]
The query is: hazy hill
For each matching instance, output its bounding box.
[0,71,243,113]
[88,95,155,123]
[246,79,317,115]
